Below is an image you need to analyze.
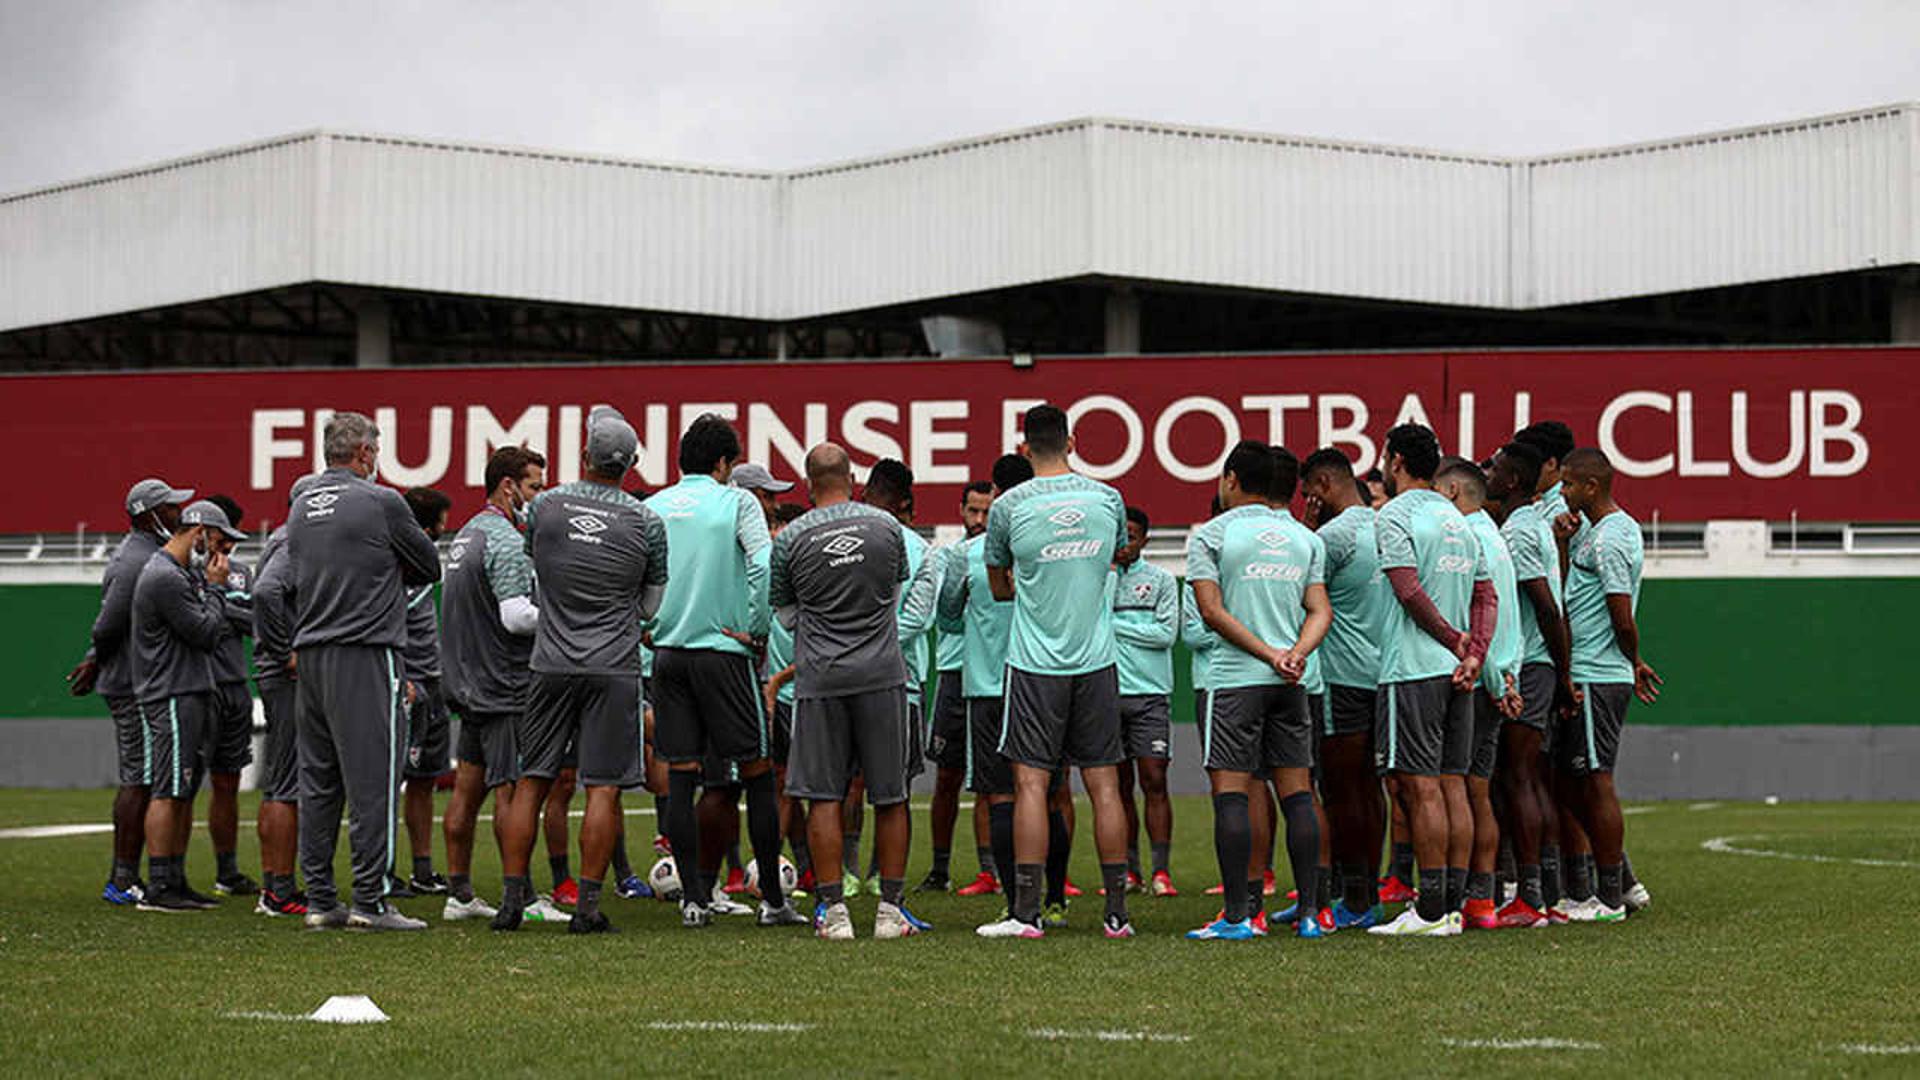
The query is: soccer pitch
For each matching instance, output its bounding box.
[2,790,1915,1077]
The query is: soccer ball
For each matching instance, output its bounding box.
[743,856,799,899]
[648,856,682,902]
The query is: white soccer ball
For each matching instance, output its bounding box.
[648,856,683,901]
[743,856,798,899]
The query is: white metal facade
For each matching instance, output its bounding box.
[2,105,1914,333]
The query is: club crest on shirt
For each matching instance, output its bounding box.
[1131,581,1154,601]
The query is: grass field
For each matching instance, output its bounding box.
[2,790,1917,1077]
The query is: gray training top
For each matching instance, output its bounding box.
[131,549,227,702]
[526,480,669,676]
[251,536,296,683]
[769,500,910,699]
[89,530,163,698]
[439,508,534,713]
[401,584,441,682]
[287,467,442,650]
[203,556,254,686]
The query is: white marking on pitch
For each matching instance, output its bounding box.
[1701,835,1920,870]
[1621,806,1656,816]
[1688,801,1722,811]
[0,823,114,839]
[645,1021,814,1034]
[224,1010,309,1022]
[1839,1044,1920,1055]
[1027,1028,1192,1044]
[1443,1038,1603,1051]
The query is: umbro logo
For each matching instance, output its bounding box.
[569,515,608,534]
[822,535,864,557]
[663,493,696,512]
[1255,528,1289,549]
[1048,507,1086,528]
[308,493,338,509]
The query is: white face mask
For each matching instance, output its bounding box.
[189,537,210,572]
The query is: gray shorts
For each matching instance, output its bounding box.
[1325,684,1376,739]
[405,677,451,779]
[1375,675,1473,777]
[965,696,1013,796]
[1120,694,1172,760]
[786,686,913,806]
[455,710,522,790]
[1557,682,1631,775]
[1000,665,1122,771]
[927,671,967,770]
[1201,683,1312,773]
[905,699,926,781]
[108,693,146,787]
[522,671,643,786]
[1470,688,1501,780]
[1515,663,1557,739]
[651,647,765,765]
[140,693,211,801]
[256,676,300,803]
[207,682,254,773]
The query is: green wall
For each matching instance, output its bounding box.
[8,578,1917,726]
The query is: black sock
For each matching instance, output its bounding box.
[148,853,171,891]
[1247,879,1266,920]
[449,873,474,903]
[1580,852,1597,898]
[1540,844,1563,909]
[1415,867,1448,922]
[503,874,532,912]
[988,803,1015,897]
[880,878,905,906]
[931,848,951,878]
[1340,862,1370,912]
[1101,862,1128,921]
[727,843,743,873]
[1622,851,1638,890]
[977,845,997,879]
[1212,792,1251,922]
[216,850,238,879]
[576,878,603,919]
[1566,853,1594,902]
[413,855,434,880]
[743,772,784,909]
[1445,867,1468,913]
[1278,793,1320,922]
[701,872,719,899]
[653,794,668,827]
[666,771,707,904]
[1126,845,1142,878]
[1044,809,1070,907]
[1151,842,1171,876]
[1467,870,1495,902]
[1496,835,1517,886]
[1519,864,1543,910]
[1314,864,1332,912]
[1390,841,1415,882]
[549,854,570,889]
[1013,863,1043,924]
[792,832,812,875]
[1596,862,1624,909]
[817,880,844,907]
[112,858,140,888]
[610,832,632,880]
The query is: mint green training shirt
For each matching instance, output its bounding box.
[1185,504,1325,691]
[1181,580,1217,691]
[983,473,1127,677]
[644,474,770,655]
[1465,509,1522,697]
[938,535,1013,699]
[897,527,942,695]
[1374,488,1487,685]
[1111,558,1178,696]
[1316,505,1386,690]
[1566,509,1644,684]
[1501,500,1562,668]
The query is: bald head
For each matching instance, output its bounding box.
[1563,447,1614,489]
[805,442,854,501]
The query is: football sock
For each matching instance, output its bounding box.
[1212,791,1250,923]
[989,804,1016,898]
[1519,864,1544,910]
[1597,862,1624,909]
[1540,844,1564,909]
[1279,793,1320,922]
[1045,809,1070,907]
[576,878,602,919]
[549,854,570,889]
[1012,863,1044,925]
[1101,863,1128,921]
[744,771,784,909]
[1415,868,1448,922]
[1390,841,1415,882]
[1151,842,1171,876]
[931,848,952,879]
[448,873,474,903]
[216,850,239,879]
[666,771,707,904]
[1445,867,1467,913]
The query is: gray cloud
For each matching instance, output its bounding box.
[2,0,1916,194]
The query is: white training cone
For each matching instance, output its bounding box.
[309,995,389,1024]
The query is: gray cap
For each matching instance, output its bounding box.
[588,404,626,430]
[179,499,246,540]
[125,478,195,517]
[586,416,639,476]
[287,474,320,507]
[729,463,793,494]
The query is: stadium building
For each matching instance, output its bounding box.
[4,104,1918,794]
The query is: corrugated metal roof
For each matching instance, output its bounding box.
[2,105,1915,333]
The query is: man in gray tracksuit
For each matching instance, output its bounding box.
[199,502,259,898]
[287,413,442,931]
[250,490,307,917]
[69,477,194,905]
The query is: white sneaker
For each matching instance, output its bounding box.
[1624,882,1652,912]
[708,897,754,917]
[816,902,855,940]
[1366,907,1458,937]
[1562,898,1603,922]
[874,901,920,940]
[443,895,498,921]
[975,916,1045,939]
[1498,881,1518,908]
[523,895,568,923]
[1589,902,1628,924]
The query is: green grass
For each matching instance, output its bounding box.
[2,791,1918,1077]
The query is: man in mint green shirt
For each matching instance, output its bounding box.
[975,405,1134,940]
[1110,504,1178,894]
[921,480,992,894]
[1554,447,1660,922]
[643,415,786,928]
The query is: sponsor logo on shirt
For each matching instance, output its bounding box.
[821,532,867,566]
[567,514,609,544]
[1048,507,1086,528]
[1243,561,1305,582]
[1435,553,1476,575]
[1038,539,1104,562]
[303,491,339,519]
[1255,527,1290,551]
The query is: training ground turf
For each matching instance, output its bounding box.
[1,790,1916,1077]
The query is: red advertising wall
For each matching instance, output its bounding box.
[9,348,1914,532]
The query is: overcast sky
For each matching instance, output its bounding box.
[3,0,1916,194]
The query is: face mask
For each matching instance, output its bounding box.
[189,540,210,572]
[512,490,532,527]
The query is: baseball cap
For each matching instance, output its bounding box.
[179,500,246,540]
[729,463,794,494]
[586,416,639,476]
[125,478,194,517]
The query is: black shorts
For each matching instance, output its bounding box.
[927,671,967,770]
[207,682,254,773]
[651,647,766,765]
[1120,694,1172,760]
[771,700,794,767]
[1515,663,1557,738]
[787,687,913,806]
[404,677,451,779]
[1201,683,1312,773]
[1325,684,1376,739]
[905,699,927,781]
[1470,689,1501,780]
[965,696,1013,796]
[1376,676,1473,777]
[256,676,300,803]
[521,671,644,786]
[108,694,147,788]
[1557,682,1631,775]
[455,710,522,790]
[1000,665,1122,771]
[140,693,211,801]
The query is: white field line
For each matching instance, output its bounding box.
[1622,806,1656,816]
[1027,1028,1192,1044]
[1442,1038,1603,1050]
[644,1021,813,1033]
[224,1011,316,1022]
[1688,801,1723,811]
[1839,1044,1920,1055]
[1701,835,1920,870]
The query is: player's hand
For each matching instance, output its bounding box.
[1552,512,1581,542]
[1452,655,1482,691]
[720,627,767,661]
[1634,659,1663,704]
[1302,493,1322,524]
[641,629,654,649]
[405,680,419,707]
[205,548,231,587]
[287,651,298,676]
[1499,673,1524,719]
[763,686,779,723]
[1274,649,1306,684]
[1453,632,1471,660]
[66,657,98,697]
[1556,679,1584,720]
